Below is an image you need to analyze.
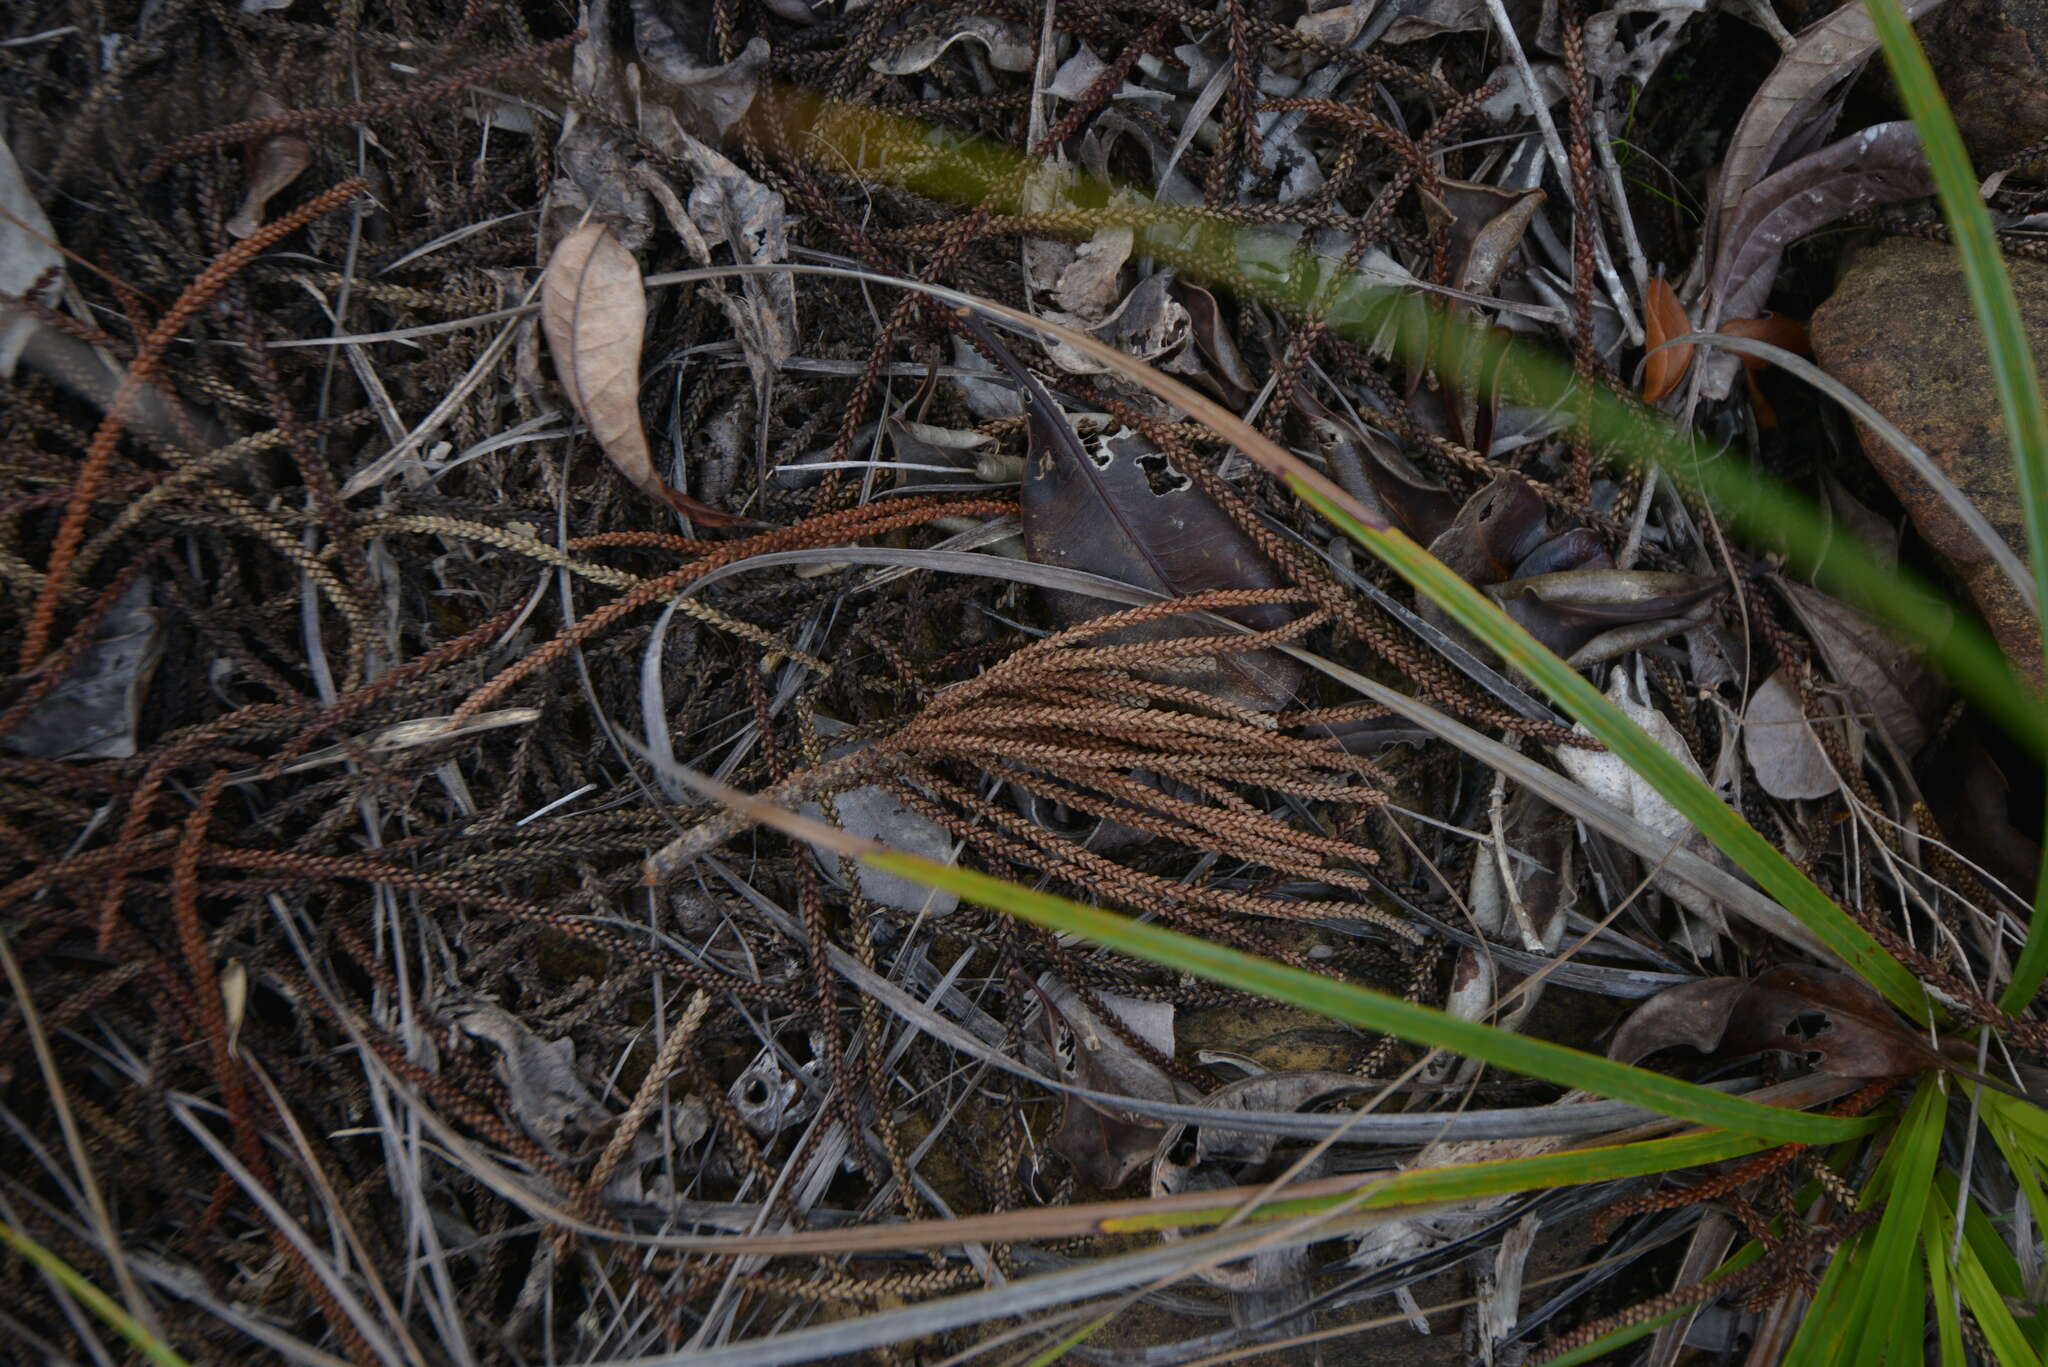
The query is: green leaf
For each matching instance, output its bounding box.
[1836,1083,1947,1365]
[1927,1196,1969,1367]
[867,851,1883,1144]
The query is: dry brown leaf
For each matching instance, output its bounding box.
[225,93,312,239]
[1642,275,1693,401]
[543,223,655,498]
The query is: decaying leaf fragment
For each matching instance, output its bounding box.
[1610,965,1942,1078]
[1042,976,1193,1190]
[225,93,312,239]
[455,1005,610,1152]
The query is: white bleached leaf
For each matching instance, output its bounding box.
[454,1006,608,1152]
[2,578,160,760]
[869,16,1034,74]
[1555,662,1729,951]
[0,134,63,378]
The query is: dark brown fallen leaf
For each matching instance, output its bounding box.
[1704,121,1933,398]
[1425,474,1552,587]
[1711,0,1947,269]
[1773,574,1947,755]
[1489,569,1725,667]
[1610,965,1943,1078]
[965,317,1304,711]
[1295,385,1458,545]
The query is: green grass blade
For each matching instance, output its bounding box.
[0,1220,191,1367]
[1835,1082,1947,1365]
[1926,1194,1968,1366]
[1106,1130,1780,1233]
[864,850,1881,1143]
[1859,0,2048,1013]
[1952,1214,2046,1367]
[1291,482,1929,1014]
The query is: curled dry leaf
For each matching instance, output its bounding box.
[1711,0,1946,257]
[1718,312,1811,369]
[632,0,769,138]
[1702,122,1932,397]
[1444,791,1573,1046]
[225,93,312,239]
[1609,965,1942,1078]
[1714,123,1933,329]
[661,124,796,387]
[869,16,1035,74]
[541,223,752,525]
[0,578,160,760]
[1488,569,1725,666]
[1641,275,1693,402]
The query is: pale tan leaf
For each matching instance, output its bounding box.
[1742,665,1853,800]
[225,94,313,239]
[541,223,658,502]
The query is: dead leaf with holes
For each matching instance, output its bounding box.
[1609,965,1942,1078]
[962,318,1303,711]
